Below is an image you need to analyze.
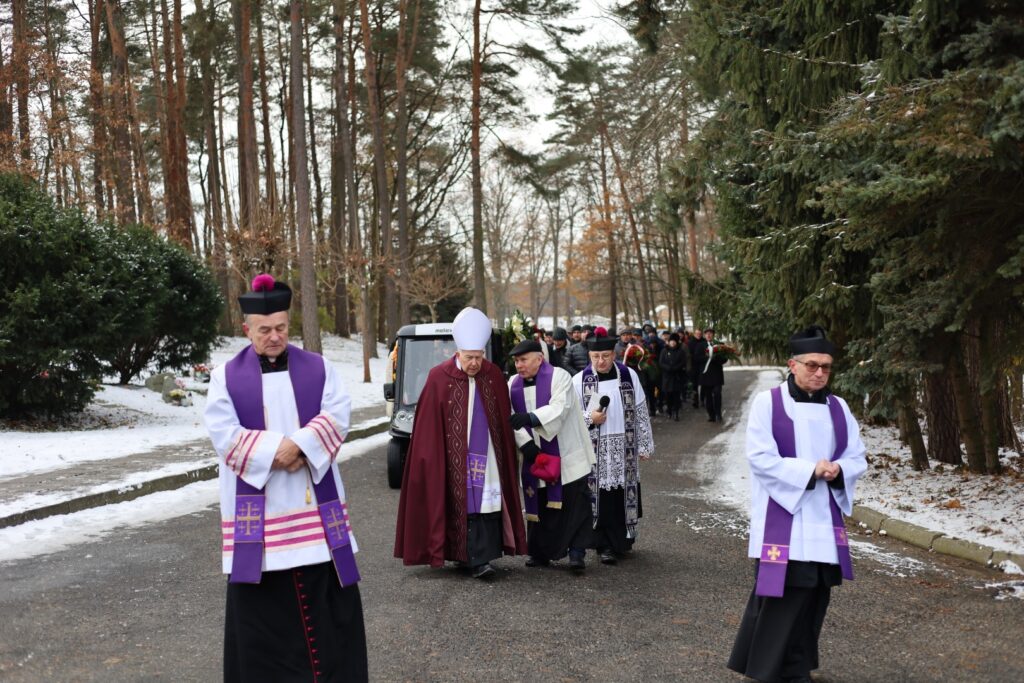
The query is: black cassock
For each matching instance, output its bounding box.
[728,560,841,682]
[225,562,368,683]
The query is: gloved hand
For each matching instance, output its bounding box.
[509,412,534,430]
[520,441,540,464]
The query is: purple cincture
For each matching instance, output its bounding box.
[510,362,562,520]
[225,344,360,587]
[756,386,853,598]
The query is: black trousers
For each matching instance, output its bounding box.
[527,477,593,561]
[728,561,839,682]
[467,511,503,567]
[703,385,723,419]
[587,485,643,555]
[225,562,368,683]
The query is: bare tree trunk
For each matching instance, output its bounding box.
[898,386,929,471]
[598,135,617,328]
[358,0,395,338]
[330,0,352,337]
[12,0,31,163]
[104,0,138,225]
[470,0,487,313]
[234,0,260,241]
[0,33,13,161]
[394,0,420,326]
[289,0,322,354]
[255,1,278,217]
[951,340,987,474]
[680,103,699,275]
[303,19,324,238]
[200,0,231,332]
[160,0,192,244]
[924,370,963,465]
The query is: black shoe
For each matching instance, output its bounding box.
[471,563,495,579]
[525,556,550,568]
[716,414,723,422]
[674,412,680,421]
[707,416,716,422]
[599,551,617,565]
[568,552,586,574]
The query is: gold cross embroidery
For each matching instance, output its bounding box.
[237,501,262,536]
[326,507,347,540]
[767,545,781,562]
[468,458,486,484]
[525,486,535,498]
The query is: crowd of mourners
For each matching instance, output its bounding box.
[539,322,730,423]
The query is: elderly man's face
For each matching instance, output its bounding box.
[513,351,544,379]
[788,353,833,394]
[244,311,290,359]
[590,350,615,373]
[457,350,485,377]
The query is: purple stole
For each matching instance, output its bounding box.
[225,344,360,587]
[756,386,853,598]
[466,385,489,515]
[509,361,562,522]
[580,362,639,537]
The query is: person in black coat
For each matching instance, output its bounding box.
[659,334,688,420]
[687,329,705,408]
[697,328,728,422]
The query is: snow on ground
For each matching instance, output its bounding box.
[856,425,1024,559]
[687,368,1024,581]
[0,335,390,479]
[0,432,390,564]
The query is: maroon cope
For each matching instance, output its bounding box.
[394,356,527,566]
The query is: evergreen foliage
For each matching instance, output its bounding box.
[0,173,222,418]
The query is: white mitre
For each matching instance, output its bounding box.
[452,307,491,351]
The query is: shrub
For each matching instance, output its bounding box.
[0,174,114,417]
[0,173,223,417]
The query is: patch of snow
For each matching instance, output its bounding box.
[857,425,1024,556]
[848,538,931,578]
[0,431,391,564]
[980,580,1024,602]
[0,335,390,479]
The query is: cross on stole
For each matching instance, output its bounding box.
[237,501,262,536]
[767,545,782,561]
[468,458,486,484]
[326,507,347,543]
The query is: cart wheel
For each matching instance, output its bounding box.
[387,439,406,489]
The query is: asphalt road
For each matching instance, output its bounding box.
[1,370,1021,682]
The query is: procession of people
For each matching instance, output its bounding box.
[205,280,863,683]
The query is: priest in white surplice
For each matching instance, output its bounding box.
[204,274,367,682]
[728,325,867,683]
[571,327,655,565]
[508,339,596,573]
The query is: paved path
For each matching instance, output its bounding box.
[0,371,1021,681]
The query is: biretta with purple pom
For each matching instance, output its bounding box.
[238,273,292,315]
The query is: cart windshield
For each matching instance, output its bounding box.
[399,337,459,408]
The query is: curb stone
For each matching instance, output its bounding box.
[849,504,1018,573]
[0,420,390,530]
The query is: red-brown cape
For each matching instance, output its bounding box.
[394,356,527,566]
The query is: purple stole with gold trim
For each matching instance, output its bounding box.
[757,386,853,598]
[225,343,360,587]
[510,361,562,522]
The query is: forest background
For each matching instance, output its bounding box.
[2,0,1024,476]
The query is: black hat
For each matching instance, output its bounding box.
[789,325,837,356]
[570,325,582,333]
[552,327,568,341]
[669,333,681,343]
[585,329,617,352]
[510,339,543,356]
[238,274,292,315]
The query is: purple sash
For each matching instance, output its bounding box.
[510,362,562,522]
[466,385,489,515]
[756,386,853,598]
[225,344,360,587]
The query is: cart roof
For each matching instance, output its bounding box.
[395,323,456,338]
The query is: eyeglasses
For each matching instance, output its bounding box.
[794,359,832,374]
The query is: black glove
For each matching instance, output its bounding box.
[509,412,534,430]
[520,441,540,464]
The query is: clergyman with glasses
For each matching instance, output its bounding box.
[727,325,868,683]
